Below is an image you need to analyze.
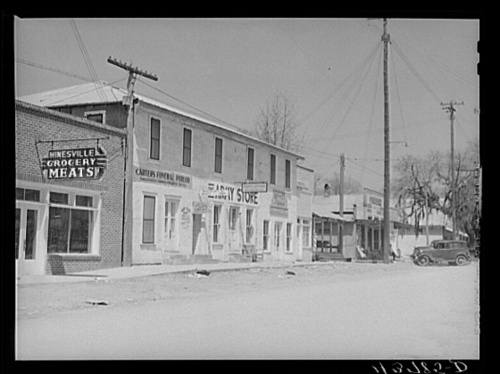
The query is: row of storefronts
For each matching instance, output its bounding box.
[16,82,314,276]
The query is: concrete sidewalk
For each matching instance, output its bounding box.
[16,260,323,285]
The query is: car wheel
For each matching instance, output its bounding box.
[417,256,430,266]
[455,254,468,266]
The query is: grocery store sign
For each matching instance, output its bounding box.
[41,147,106,180]
[205,181,259,205]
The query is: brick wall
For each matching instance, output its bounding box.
[15,101,126,273]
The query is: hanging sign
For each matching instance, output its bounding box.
[41,147,107,180]
[241,182,268,193]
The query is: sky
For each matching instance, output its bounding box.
[14,17,480,191]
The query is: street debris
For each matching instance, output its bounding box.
[188,269,210,279]
[285,270,296,276]
[85,299,109,306]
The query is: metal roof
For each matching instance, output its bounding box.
[18,82,304,160]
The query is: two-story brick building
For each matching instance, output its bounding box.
[19,82,309,266]
[15,100,126,275]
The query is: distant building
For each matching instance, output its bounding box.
[19,82,310,266]
[312,187,407,260]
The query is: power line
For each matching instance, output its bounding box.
[69,19,106,102]
[16,58,94,82]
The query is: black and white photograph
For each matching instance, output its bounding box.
[11,15,481,363]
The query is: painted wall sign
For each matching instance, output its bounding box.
[207,182,259,205]
[41,147,106,180]
[193,202,209,214]
[270,189,288,217]
[135,167,192,189]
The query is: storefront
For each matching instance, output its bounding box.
[15,100,126,276]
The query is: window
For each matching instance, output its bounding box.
[213,205,222,243]
[47,193,95,254]
[286,223,292,252]
[274,222,282,251]
[246,209,254,243]
[84,110,105,124]
[150,118,160,160]
[76,195,93,207]
[229,206,239,231]
[164,200,178,240]
[183,128,192,167]
[247,147,254,180]
[302,220,311,247]
[142,196,156,244]
[270,154,276,185]
[16,188,40,202]
[263,220,270,251]
[285,159,291,189]
[50,192,69,205]
[214,137,223,173]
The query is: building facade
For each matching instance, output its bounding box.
[15,100,126,275]
[312,188,404,260]
[19,82,309,266]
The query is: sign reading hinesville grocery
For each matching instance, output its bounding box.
[41,147,107,180]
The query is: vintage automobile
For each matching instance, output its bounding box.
[411,240,471,266]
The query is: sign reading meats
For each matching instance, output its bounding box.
[41,147,106,180]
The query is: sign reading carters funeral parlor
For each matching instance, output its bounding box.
[41,147,107,180]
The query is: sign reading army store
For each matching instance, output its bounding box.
[42,147,106,180]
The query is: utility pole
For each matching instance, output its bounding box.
[339,153,345,255]
[108,57,158,266]
[382,18,391,264]
[441,100,464,240]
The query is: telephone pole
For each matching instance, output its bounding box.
[382,18,391,264]
[108,57,158,266]
[441,100,464,240]
[339,153,345,255]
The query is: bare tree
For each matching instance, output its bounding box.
[254,91,302,151]
[393,141,480,247]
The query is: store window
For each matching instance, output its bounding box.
[150,118,160,160]
[142,196,156,244]
[47,192,95,254]
[286,223,292,252]
[16,187,40,202]
[245,209,254,243]
[263,220,270,251]
[213,205,222,243]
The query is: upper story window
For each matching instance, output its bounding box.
[84,110,106,124]
[270,154,276,185]
[247,147,254,181]
[183,128,192,167]
[150,118,160,160]
[285,159,291,189]
[214,137,223,173]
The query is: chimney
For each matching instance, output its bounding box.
[323,183,331,197]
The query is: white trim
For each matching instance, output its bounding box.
[83,110,106,124]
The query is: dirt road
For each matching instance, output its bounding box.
[16,260,480,359]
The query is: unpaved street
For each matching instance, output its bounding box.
[16,260,480,360]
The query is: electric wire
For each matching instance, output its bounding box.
[69,19,107,102]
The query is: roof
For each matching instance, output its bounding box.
[18,82,304,160]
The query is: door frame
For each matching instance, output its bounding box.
[15,201,46,276]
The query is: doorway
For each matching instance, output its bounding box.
[15,203,44,275]
[164,199,179,252]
